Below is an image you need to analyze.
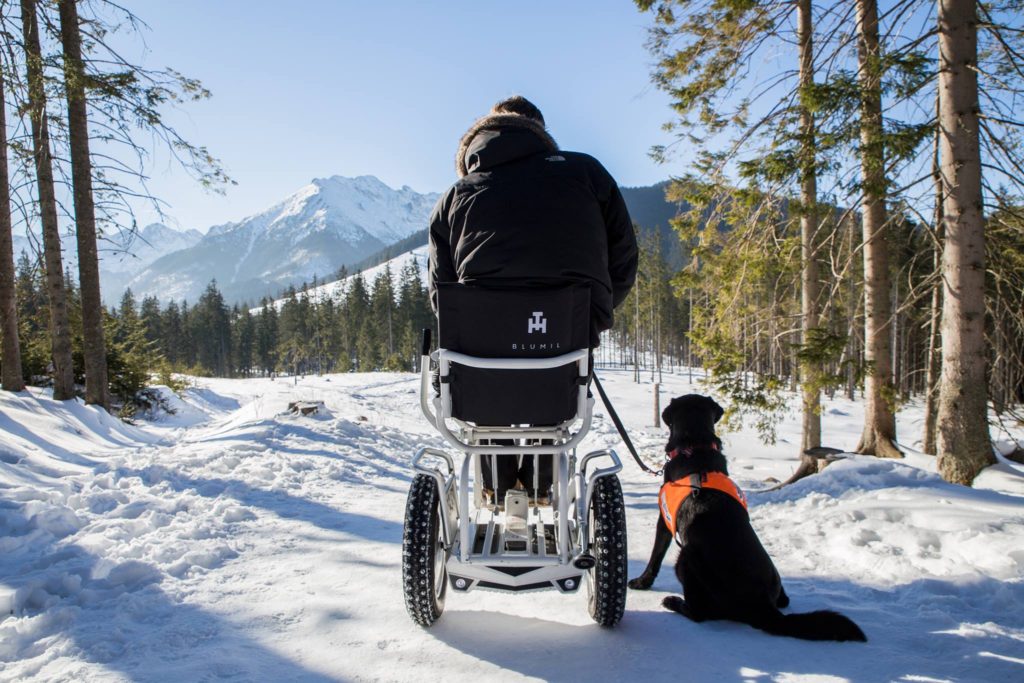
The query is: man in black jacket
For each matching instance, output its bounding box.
[428,96,638,499]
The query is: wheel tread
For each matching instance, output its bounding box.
[402,474,446,626]
[588,475,627,627]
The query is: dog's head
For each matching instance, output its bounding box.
[661,394,724,452]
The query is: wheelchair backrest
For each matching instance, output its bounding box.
[436,283,591,426]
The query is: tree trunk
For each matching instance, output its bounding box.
[923,95,943,455]
[0,65,25,393]
[936,0,995,485]
[59,0,109,408]
[845,212,858,401]
[797,0,821,455]
[21,0,75,400]
[854,0,902,458]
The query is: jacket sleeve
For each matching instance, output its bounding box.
[428,190,458,314]
[599,170,638,309]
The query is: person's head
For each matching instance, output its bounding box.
[489,95,544,126]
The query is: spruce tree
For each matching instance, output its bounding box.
[232,306,254,377]
[15,251,49,380]
[0,47,24,392]
[935,0,996,484]
[193,281,231,376]
[20,0,75,399]
[853,0,902,459]
[58,0,108,408]
[160,301,183,367]
[344,274,370,371]
[139,296,163,347]
[255,299,279,376]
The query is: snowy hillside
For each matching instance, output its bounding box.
[2,370,1023,681]
[257,244,429,311]
[125,176,438,305]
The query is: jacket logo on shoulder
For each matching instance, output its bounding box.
[545,155,566,162]
[528,312,548,334]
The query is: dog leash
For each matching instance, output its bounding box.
[591,372,663,477]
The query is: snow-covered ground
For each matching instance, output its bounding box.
[2,370,1023,682]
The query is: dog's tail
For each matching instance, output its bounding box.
[756,608,867,642]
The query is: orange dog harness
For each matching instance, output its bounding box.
[659,472,748,536]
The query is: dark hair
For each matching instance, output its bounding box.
[490,95,544,125]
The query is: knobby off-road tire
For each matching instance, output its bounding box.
[402,474,448,627]
[587,474,627,626]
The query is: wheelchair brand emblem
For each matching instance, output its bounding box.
[527,312,547,334]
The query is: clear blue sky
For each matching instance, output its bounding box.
[121,0,675,231]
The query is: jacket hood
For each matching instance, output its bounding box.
[455,113,558,177]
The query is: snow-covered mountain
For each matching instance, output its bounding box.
[101,223,205,275]
[255,179,690,311]
[127,175,438,304]
[100,223,205,299]
[9,222,204,304]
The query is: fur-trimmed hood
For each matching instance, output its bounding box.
[455,113,558,178]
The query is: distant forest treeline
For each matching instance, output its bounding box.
[9,231,694,382]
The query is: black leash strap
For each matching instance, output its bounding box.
[591,372,662,477]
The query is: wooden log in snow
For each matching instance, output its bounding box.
[287,401,325,416]
[772,446,848,489]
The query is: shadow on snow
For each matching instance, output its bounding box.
[0,505,339,682]
[430,575,1024,683]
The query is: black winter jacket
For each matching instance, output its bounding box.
[428,115,638,346]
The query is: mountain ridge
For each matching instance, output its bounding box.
[124,175,440,304]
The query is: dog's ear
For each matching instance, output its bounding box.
[661,400,677,428]
[709,398,724,424]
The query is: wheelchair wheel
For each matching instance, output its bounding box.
[402,474,448,626]
[586,474,627,626]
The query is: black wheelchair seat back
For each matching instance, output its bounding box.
[436,283,591,426]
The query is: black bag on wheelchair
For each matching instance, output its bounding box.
[436,283,590,426]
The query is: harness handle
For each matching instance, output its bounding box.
[592,372,663,477]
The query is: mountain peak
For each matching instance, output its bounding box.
[310,174,388,190]
[125,175,440,304]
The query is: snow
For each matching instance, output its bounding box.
[1,371,1023,682]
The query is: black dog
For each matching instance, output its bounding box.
[628,394,866,642]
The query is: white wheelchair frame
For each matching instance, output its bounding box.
[412,344,623,594]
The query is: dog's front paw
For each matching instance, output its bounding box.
[662,595,686,612]
[662,595,703,621]
[628,575,654,590]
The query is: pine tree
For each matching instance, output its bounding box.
[180,300,196,369]
[369,266,398,370]
[20,0,74,399]
[192,281,231,376]
[105,306,158,414]
[15,251,49,380]
[160,300,183,367]
[0,45,24,392]
[254,299,278,376]
[344,274,370,371]
[853,0,902,459]
[796,0,822,463]
[935,0,996,484]
[276,286,308,375]
[139,296,163,347]
[634,0,836,443]
[58,0,108,408]
[397,258,431,369]
[232,305,254,376]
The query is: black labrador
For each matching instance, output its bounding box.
[629,394,866,642]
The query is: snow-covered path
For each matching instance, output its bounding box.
[2,371,1023,682]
